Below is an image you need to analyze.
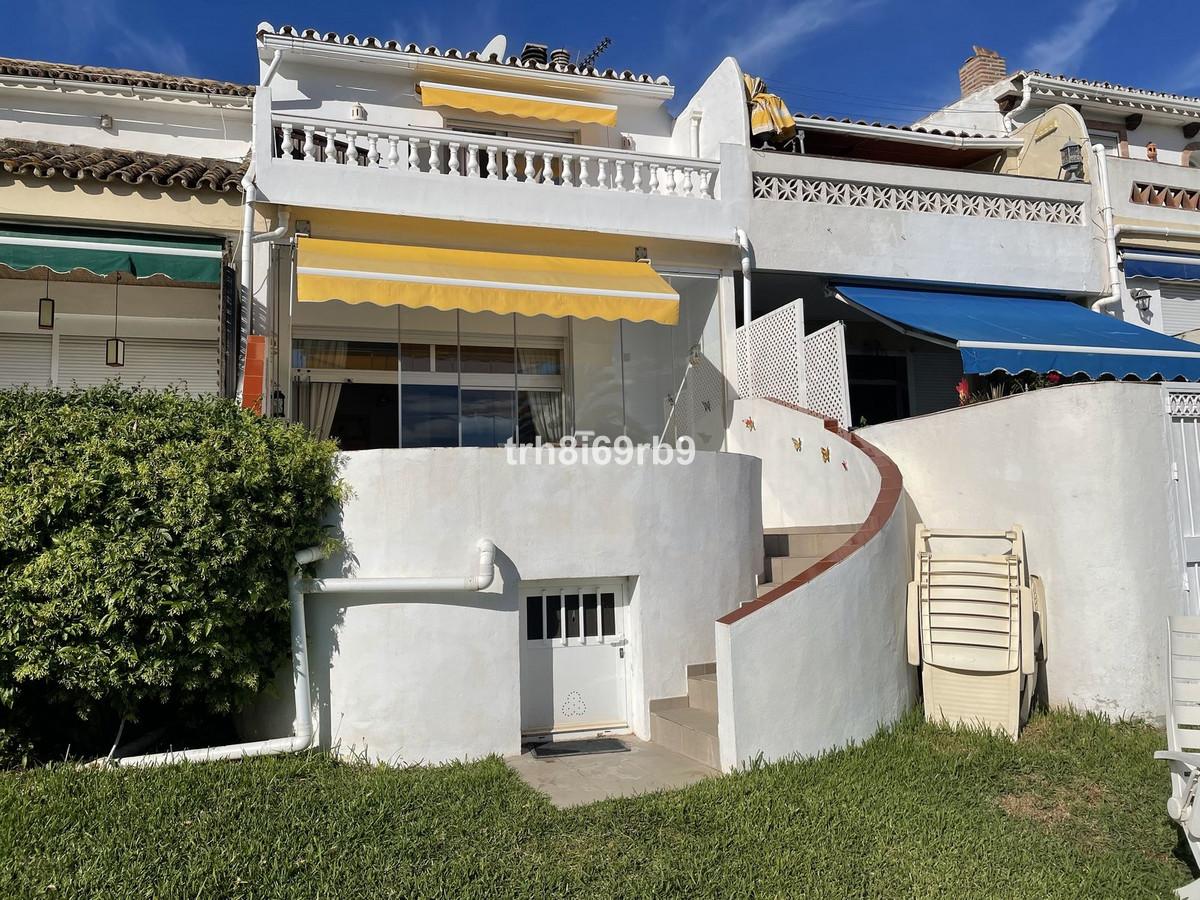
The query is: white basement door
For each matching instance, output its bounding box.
[57,336,218,396]
[520,582,629,735]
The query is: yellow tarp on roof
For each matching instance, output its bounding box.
[419,81,618,127]
[296,237,679,324]
[744,74,796,145]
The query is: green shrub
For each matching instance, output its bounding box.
[0,385,344,761]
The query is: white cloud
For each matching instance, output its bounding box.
[42,0,196,74]
[1023,0,1121,72]
[731,0,885,71]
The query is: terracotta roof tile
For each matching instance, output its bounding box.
[1021,70,1200,107]
[0,56,253,97]
[793,112,1001,140]
[0,139,247,193]
[260,24,672,87]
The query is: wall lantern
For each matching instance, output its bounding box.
[1059,139,1085,181]
[1131,288,1153,312]
[38,267,54,330]
[105,276,125,367]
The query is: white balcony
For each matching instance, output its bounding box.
[748,150,1102,295]
[251,95,737,245]
[1108,155,1200,227]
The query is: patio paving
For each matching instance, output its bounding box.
[506,737,717,808]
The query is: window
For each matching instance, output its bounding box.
[292,336,564,449]
[524,588,620,644]
[1086,121,1125,158]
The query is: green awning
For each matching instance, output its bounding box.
[0,224,225,284]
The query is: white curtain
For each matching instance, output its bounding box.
[297,341,347,440]
[525,390,563,443]
[518,348,563,443]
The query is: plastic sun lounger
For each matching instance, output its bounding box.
[906,525,1046,740]
[1156,617,1200,900]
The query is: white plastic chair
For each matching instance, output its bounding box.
[1156,616,1200,899]
[906,525,1046,739]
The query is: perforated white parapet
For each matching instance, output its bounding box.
[802,321,852,428]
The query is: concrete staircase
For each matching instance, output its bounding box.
[756,523,858,597]
[649,663,719,770]
[647,526,859,768]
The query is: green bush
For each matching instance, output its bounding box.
[0,385,344,761]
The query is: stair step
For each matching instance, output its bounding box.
[764,526,857,559]
[766,554,824,583]
[650,704,719,769]
[755,581,777,598]
[687,672,717,714]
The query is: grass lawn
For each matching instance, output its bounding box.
[0,709,1190,899]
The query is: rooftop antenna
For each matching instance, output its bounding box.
[579,36,612,69]
[481,34,507,60]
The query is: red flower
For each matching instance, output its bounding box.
[956,377,970,404]
[1046,372,1062,385]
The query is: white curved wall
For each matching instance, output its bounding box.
[715,499,914,769]
[246,446,762,765]
[862,382,1181,718]
[726,398,880,528]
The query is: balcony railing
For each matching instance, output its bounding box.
[271,115,718,199]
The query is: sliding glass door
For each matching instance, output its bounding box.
[292,335,563,450]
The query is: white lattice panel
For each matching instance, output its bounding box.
[803,321,851,428]
[735,298,805,407]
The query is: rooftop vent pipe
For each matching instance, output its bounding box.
[550,48,571,66]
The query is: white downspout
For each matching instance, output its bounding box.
[1003,78,1032,133]
[1091,143,1123,314]
[735,227,752,394]
[237,50,284,401]
[105,539,495,768]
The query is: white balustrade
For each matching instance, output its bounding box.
[272,117,718,198]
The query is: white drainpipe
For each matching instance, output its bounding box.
[237,50,285,401]
[1091,143,1124,314]
[1003,78,1032,133]
[735,227,752,393]
[106,539,496,768]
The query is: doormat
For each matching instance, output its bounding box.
[530,738,629,759]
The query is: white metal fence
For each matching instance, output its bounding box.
[1169,387,1200,614]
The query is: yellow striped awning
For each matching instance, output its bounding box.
[418,81,618,127]
[744,74,796,145]
[296,237,679,324]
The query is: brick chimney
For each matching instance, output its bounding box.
[959,46,1007,97]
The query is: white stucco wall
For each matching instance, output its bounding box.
[716,480,913,770]
[245,446,761,765]
[748,151,1101,295]
[862,382,1182,719]
[0,85,250,161]
[726,398,880,528]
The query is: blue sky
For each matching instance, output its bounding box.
[5,0,1199,121]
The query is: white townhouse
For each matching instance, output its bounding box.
[923,47,1200,341]
[10,30,1200,775]
[0,57,252,396]
[736,47,1200,429]
[234,24,775,767]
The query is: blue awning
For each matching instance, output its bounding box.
[1124,249,1200,282]
[834,284,1200,381]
